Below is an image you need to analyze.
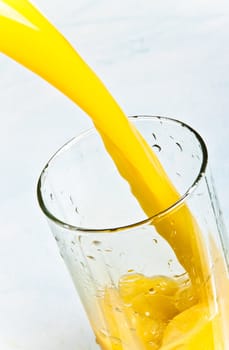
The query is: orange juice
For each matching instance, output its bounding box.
[0,1,227,349]
[0,0,208,284]
[95,273,222,350]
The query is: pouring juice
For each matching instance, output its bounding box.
[0,1,228,349]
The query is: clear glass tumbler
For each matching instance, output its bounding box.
[37,116,229,350]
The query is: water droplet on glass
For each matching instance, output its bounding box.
[168,259,173,267]
[153,238,158,244]
[96,289,105,298]
[152,132,157,140]
[80,261,85,268]
[71,240,76,245]
[115,307,122,313]
[128,269,134,273]
[105,248,112,252]
[75,207,79,214]
[92,240,102,246]
[87,255,95,260]
[54,236,59,242]
[170,230,177,239]
[176,142,183,152]
[149,288,156,295]
[152,144,162,152]
[176,172,181,177]
[69,195,74,205]
[50,193,54,200]
[100,328,110,337]
[110,337,122,345]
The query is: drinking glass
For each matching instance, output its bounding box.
[37,116,229,349]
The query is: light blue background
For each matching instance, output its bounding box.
[0,1,228,349]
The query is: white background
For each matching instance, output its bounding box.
[0,0,229,349]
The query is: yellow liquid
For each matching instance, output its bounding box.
[0,1,227,349]
[95,274,220,350]
[0,0,207,284]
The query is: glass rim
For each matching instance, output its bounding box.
[37,115,208,233]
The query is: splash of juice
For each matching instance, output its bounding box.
[0,1,227,349]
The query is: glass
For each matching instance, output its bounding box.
[37,116,229,349]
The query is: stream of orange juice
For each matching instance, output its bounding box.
[0,1,227,349]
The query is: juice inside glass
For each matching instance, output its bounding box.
[1,1,228,348]
[37,116,229,349]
